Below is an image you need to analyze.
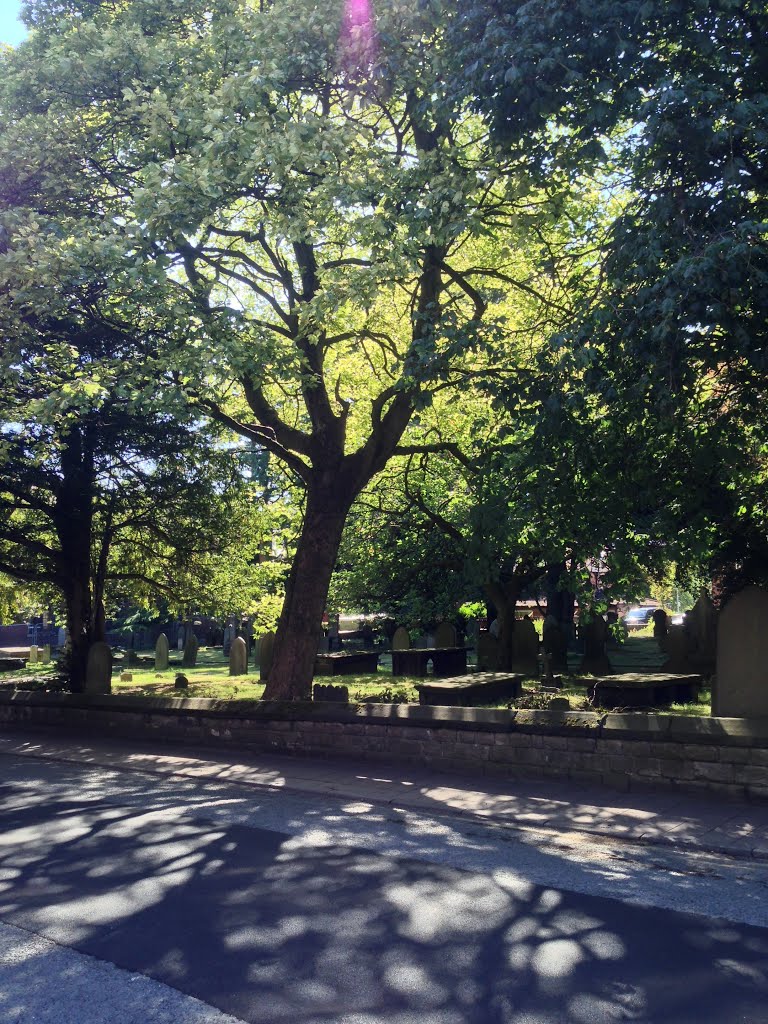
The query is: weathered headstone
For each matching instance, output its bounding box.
[229,636,248,676]
[392,626,411,651]
[56,627,67,649]
[28,645,38,665]
[313,683,349,703]
[174,673,189,690]
[713,586,768,718]
[580,615,612,674]
[85,641,112,694]
[688,590,718,671]
[182,632,199,668]
[155,633,169,671]
[259,631,275,682]
[120,671,133,682]
[41,644,51,665]
[511,617,539,675]
[433,621,457,648]
[476,633,499,671]
[223,624,233,657]
[125,650,139,668]
[543,618,568,673]
[548,696,571,711]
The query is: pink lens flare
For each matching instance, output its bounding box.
[340,0,377,70]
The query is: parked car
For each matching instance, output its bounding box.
[622,606,658,630]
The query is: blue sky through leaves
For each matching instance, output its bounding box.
[0,1,26,46]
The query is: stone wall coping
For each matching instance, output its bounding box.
[3,690,768,746]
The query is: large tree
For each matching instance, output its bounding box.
[2,0,602,697]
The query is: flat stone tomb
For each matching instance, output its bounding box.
[314,651,379,676]
[392,646,468,678]
[417,672,523,707]
[587,673,702,709]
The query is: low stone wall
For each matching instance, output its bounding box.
[1,691,767,801]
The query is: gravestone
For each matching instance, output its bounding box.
[433,621,457,648]
[548,696,571,711]
[28,645,38,666]
[223,624,234,657]
[511,617,539,675]
[580,616,612,674]
[41,644,51,665]
[652,608,668,644]
[392,626,411,651]
[182,632,199,669]
[476,633,499,670]
[662,625,691,671]
[713,586,768,718]
[56,627,67,649]
[688,590,718,672]
[229,636,248,676]
[85,641,112,694]
[259,631,275,682]
[155,633,169,671]
[174,673,189,690]
[543,618,568,673]
[125,650,139,668]
[313,683,349,703]
[120,671,132,682]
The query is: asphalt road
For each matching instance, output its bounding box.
[1,751,768,1024]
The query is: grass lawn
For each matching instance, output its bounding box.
[0,644,712,715]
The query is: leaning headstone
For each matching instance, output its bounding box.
[511,617,539,675]
[392,626,411,651]
[259,631,275,682]
[155,633,169,671]
[85,641,112,694]
[580,616,612,674]
[229,636,248,676]
[182,632,199,669]
[713,587,768,717]
[28,645,39,666]
[41,644,51,665]
[433,621,457,648]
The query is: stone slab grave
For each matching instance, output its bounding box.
[314,651,379,676]
[714,586,768,717]
[155,633,169,671]
[417,672,523,707]
[229,636,248,676]
[586,672,702,709]
[0,657,25,671]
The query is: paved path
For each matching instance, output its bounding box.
[2,729,768,1023]
[1,730,766,859]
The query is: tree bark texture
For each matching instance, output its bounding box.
[262,484,353,700]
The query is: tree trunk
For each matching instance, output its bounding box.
[62,572,92,693]
[486,582,518,672]
[262,485,353,700]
